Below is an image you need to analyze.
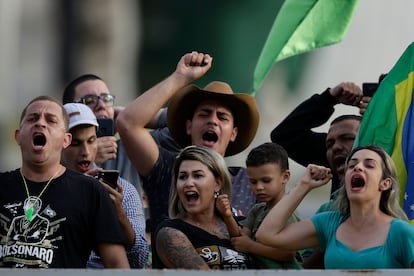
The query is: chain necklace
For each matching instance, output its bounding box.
[20,166,61,222]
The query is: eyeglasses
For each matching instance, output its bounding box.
[76,93,115,109]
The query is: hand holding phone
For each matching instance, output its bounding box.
[98,170,119,189]
[97,118,115,137]
[362,82,379,97]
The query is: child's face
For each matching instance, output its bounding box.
[247,163,290,207]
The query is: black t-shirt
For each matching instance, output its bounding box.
[144,148,256,252]
[153,219,252,269]
[0,168,125,268]
[271,89,341,194]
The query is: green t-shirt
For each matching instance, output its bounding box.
[241,202,303,269]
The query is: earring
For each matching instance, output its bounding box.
[214,191,220,198]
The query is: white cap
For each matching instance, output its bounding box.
[63,103,99,130]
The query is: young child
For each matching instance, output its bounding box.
[216,142,302,269]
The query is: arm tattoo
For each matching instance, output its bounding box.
[156,227,209,269]
[217,221,230,239]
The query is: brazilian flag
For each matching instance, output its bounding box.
[354,42,414,223]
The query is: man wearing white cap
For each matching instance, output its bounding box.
[62,103,149,268]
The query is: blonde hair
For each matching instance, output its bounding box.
[334,145,407,220]
[169,146,232,218]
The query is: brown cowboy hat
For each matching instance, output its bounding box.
[167,81,260,156]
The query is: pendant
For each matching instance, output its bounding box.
[26,207,33,222]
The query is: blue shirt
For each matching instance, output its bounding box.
[87,169,149,268]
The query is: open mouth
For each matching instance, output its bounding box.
[334,156,346,170]
[77,160,91,172]
[351,174,365,189]
[202,131,218,143]
[185,191,199,202]
[33,133,46,147]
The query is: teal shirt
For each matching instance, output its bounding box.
[311,211,414,269]
[315,189,339,214]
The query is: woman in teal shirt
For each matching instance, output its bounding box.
[256,145,414,269]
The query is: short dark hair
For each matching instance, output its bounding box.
[246,142,289,171]
[378,73,388,83]
[330,114,362,126]
[20,95,69,130]
[62,74,102,104]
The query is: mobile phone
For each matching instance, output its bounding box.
[98,170,119,189]
[96,118,114,137]
[362,82,379,97]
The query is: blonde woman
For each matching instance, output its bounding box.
[153,146,252,269]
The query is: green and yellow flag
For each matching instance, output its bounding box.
[252,0,359,95]
[354,42,414,223]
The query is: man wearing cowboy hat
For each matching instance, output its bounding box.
[117,52,260,257]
